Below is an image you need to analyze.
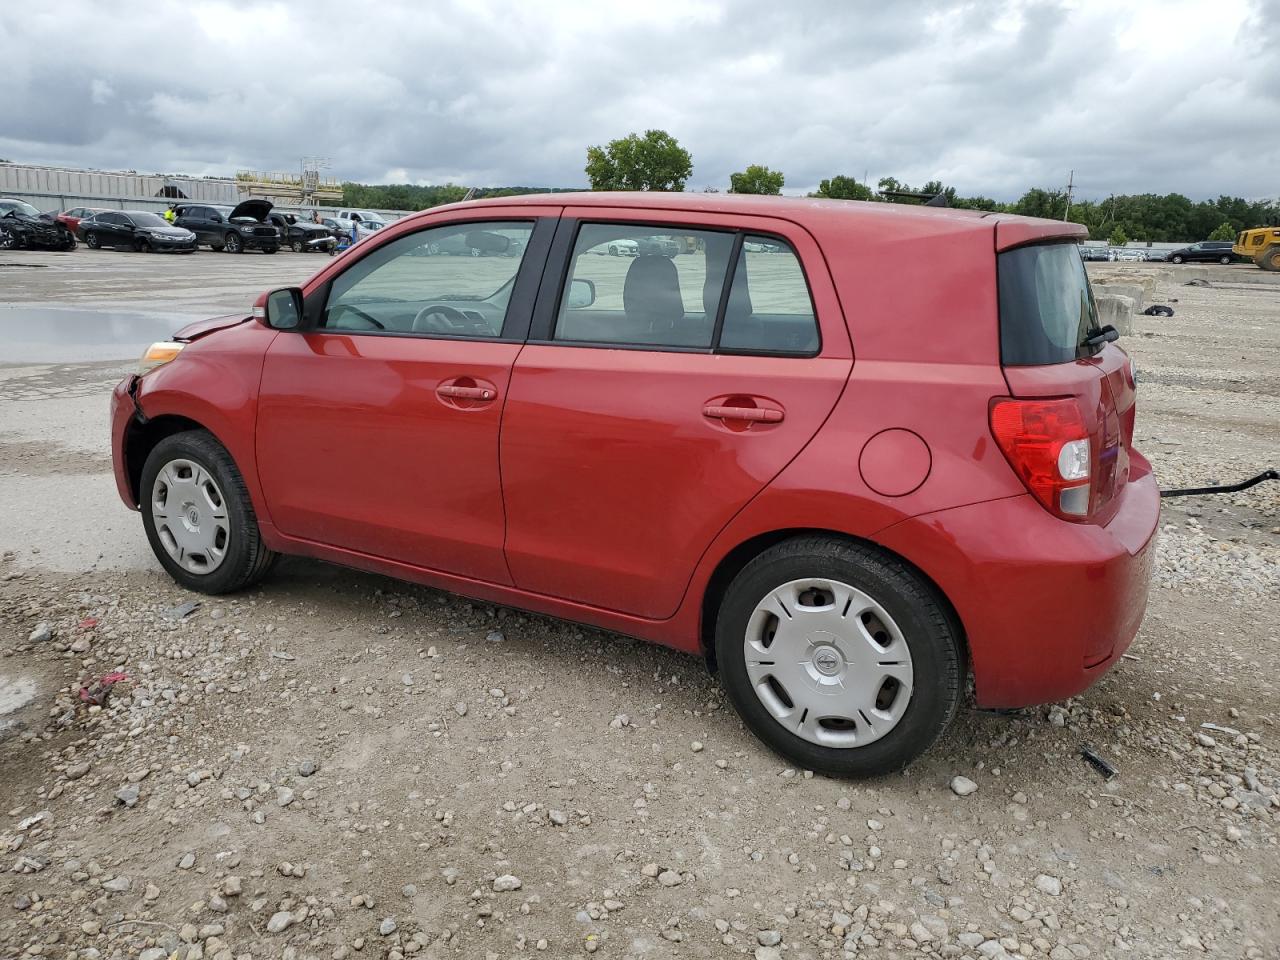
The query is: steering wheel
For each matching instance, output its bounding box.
[329,304,385,330]
[412,304,488,335]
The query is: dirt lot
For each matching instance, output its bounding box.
[0,249,1277,960]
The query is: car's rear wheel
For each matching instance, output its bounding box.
[291,239,304,253]
[1219,255,1231,265]
[84,231,100,249]
[224,232,243,254]
[715,536,962,777]
[140,430,277,594]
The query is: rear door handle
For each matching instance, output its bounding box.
[438,384,495,401]
[703,404,784,423]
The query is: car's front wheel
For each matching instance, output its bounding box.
[224,232,243,253]
[715,536,962,777]
[1170,255,1183,263]
[291,240,304,253]
[140,430,277,594]
[0,227,16,250]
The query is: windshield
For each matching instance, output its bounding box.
[1,200,41,218]
[130,212,169,228]
[998,242,1102,365]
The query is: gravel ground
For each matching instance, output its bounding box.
[0,254,1277,960]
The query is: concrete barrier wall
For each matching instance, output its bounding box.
[1095,294,1135,335]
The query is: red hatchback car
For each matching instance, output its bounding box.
[110,193,1158,776]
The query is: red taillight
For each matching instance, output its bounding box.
[990,397,1093,521]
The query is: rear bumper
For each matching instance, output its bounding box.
[876,457,1160,708]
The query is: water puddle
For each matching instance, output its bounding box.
[0,305,207,363]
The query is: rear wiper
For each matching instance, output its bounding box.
[1084,325,1119,347]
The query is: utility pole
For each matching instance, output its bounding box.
[1063,169,1074,221]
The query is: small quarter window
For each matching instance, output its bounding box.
[718,235,818,355]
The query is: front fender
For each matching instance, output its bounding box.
[132,322,276,524]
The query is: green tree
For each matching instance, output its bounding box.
[810,175,873,201]
[1012,188,1069,221]
[729,164,785,195]
[584,130,693,192]
[1108,225,1129,247]
[1207,221,1236,242]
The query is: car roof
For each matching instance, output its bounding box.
[400,191,1084,248]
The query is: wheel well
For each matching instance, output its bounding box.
[698,528,968,673]
[123,414,206,504]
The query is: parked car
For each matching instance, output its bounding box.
[1142,248,1169,262]
[80,211,198,253]
[329,210,387,240]
[172,200,280,253]
[596,238,638,256]
[265,212,338,253]
[1077,246,1111,262]
[1114,248,1145,262]
[0,198,77,250]
[1166,241,1238,264]
[111,194,1155,777]
[55,206,109,238]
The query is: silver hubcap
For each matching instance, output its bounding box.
[744,578,914,748]
[151,459,229,575]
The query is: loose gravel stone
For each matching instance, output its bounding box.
[950,775,978,796]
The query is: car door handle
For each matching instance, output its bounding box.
[703,404,784,423]
[438,384,495,401]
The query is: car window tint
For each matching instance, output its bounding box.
[322,221,533,338]
[718,235,819,355]
[554,224,732,349]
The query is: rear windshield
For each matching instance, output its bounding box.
[998,242,1101,365]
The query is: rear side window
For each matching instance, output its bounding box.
[998,243,1100,365]
[554,224,732,349]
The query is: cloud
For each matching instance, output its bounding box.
[0,0,1275,201]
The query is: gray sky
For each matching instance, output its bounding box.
[1,0,1276,201]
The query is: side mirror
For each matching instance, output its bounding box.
[257,287,304,330]
[210,214,223,223]
[567,278,596,309]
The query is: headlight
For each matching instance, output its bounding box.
[139,341,184,374]
[240,225,255,233]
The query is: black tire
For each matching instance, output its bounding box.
[609,244,619,256]
[1219,255,1231,265]
[1259,248,1280,272]
[291,240,304,253]
[140,430,278,594]
[1170,255,1182,263]
[137,238,151,253]
[61,233,77,251]
[714,536,963,777]
[263,245,278,255]
[224,232,243,254]
[84,231,100,250]
[0,227,15,250]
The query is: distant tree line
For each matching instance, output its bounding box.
[343,129,1280,242]
[339,182,578,211]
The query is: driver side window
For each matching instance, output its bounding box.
[322,221,534,338]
